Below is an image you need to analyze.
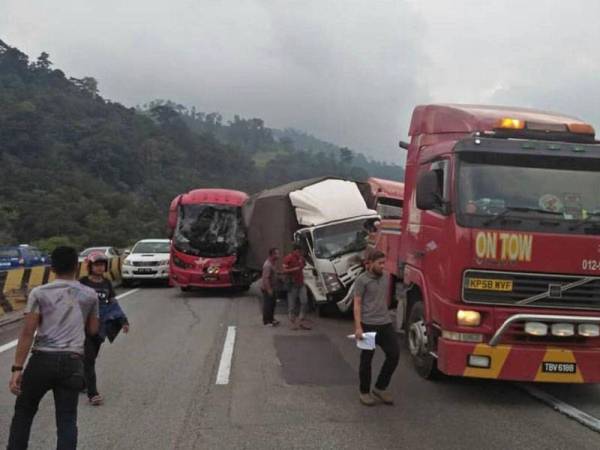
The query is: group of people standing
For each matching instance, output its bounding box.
[260,243,399,407]
[6,246,129,449]
[260,244,312,330]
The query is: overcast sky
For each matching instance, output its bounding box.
[2,0,599,162]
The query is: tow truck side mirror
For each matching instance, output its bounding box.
[416,171,443,211]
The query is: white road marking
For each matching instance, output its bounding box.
[0,288,141,355]
[216,326,237,385]
[520,384,600,433]
[0,340,17,354]
[116,288,141,300]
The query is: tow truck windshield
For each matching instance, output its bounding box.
[457,156,600,234]
[174,204,244,257]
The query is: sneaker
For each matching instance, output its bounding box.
[359,393,376,406]
[89,394,104,406]
[264,321,280,327]
[372,388,394,405]
[272,319,281,326]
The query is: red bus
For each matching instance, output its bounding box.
[167,188,253,291]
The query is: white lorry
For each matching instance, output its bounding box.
[243,177,380,314]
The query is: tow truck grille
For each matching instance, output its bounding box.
[462,270,600,310]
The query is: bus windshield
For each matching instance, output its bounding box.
[174,204,245,257]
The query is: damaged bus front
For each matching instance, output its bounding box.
[168,189,253,290]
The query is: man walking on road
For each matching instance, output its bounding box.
[282,243,311,330]
[353,250,399,406]
[261,247,280,327]
[7,246,99,450]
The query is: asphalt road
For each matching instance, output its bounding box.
[1,286,600,449]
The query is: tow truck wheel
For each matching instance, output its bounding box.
[407,301,439,380]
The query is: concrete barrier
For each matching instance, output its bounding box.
[0,257,122,316]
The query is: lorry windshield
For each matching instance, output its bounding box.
[174,204,244,257]
[457,156,600,234]
[313,219,370,259]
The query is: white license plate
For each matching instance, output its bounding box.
[542,362,576,374]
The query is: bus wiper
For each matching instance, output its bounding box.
[482,206,561,226]
[568,212,600,231]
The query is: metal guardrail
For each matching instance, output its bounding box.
[0,257,122,317]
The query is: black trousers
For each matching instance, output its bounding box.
[7,351,85,450]
[83,336,103,398]
[359,323,400,394]
[261,289,276,324]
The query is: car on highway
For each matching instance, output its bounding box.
[78,246,120,262]
[121,239,171,287]
[0,245,49,270]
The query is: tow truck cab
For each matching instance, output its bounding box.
[398,104,600,382]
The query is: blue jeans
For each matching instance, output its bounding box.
[287,284,308,320]
[7,351,85,450]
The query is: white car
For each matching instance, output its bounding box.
[121,239,171,286]
[79,246,119,263]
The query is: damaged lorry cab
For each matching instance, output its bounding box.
[243,178,380,314]
[396,104,600,382]
[168,188,253,291]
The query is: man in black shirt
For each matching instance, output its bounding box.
[79,252,129,406]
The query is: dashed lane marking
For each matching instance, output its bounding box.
[216,326,237,385]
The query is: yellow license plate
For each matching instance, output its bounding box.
[467,278,513,291]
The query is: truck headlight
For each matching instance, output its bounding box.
[322,272,342,293]
[457,310,481,327]
[551,323,575,337]
[578,324,600,337]
[123,259,133,267]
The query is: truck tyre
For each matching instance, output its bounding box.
[180,286,191,292]
[407,301,439,379]
[121,279,132,288]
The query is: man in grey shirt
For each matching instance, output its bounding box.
[7,246,99,450]
[353,249,399,406]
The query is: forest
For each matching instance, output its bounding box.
[0,40,404,250]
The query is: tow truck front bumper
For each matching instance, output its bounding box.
[438,338,600,383]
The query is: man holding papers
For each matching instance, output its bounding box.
[353,249,399,406]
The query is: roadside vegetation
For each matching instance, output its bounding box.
[0,40,403,251]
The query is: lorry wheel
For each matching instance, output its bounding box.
[121,279,132,288]
[407,301,439,380]
[180,286,191,292]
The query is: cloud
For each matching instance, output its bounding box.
[2,0,600,163]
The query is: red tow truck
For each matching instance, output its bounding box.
[167,188,253,291]
[394,104,600,382]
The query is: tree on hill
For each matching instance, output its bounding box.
[0,41,403,251]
